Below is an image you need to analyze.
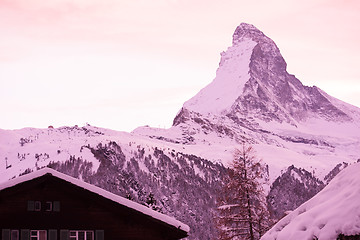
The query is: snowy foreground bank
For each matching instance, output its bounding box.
[262,162,360,240]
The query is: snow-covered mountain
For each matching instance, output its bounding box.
[183,23,358,123]
[1,23,360,239]
[135,23,360,182]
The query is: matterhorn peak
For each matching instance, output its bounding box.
[232,23,267,44]
[177,23,353,127]
[181,22,285,118]
[233,23,285,71]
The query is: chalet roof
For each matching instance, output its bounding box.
[0,167,190,233]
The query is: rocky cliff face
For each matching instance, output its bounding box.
[234,24,350,123]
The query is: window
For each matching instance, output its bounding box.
[59,230,68,240]
[45,202,52,211]
[95,230,104,240]
[69,231,93,240]
[21,230,30,240]
[11,230,19,240]
[48,230,57,240]
[2,230,22,240]
[27,201,35,211]
[2,229,10,240]
[30,230,47,240]
[27,201,60,212]
[34,201,41,211]
[53,201,60,212]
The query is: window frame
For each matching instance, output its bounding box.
[30,230,47,240]
[69,231,94,240]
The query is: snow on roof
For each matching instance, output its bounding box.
[261,162,360,240]
[0,167,190,233]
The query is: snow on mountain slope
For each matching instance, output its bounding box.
[0,125,160,180]
[261,162,360,240]
[0,126,100,180]
[183,38,257,116]
[0,124,224,182]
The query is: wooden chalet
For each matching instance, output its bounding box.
[0,168,189,240]
[337,234,360,240]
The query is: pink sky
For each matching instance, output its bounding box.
[0,0,359,131]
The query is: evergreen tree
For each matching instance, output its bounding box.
[216,144,270,240]
[145,193,162,212]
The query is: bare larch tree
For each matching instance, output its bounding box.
[216,144,270,240]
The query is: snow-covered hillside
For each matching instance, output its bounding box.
[0,124,227,239]
[261,162,360,240]
[0,125,118,180]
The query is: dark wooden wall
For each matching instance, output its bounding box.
[337,234,360,240]
[0,174,187,240]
